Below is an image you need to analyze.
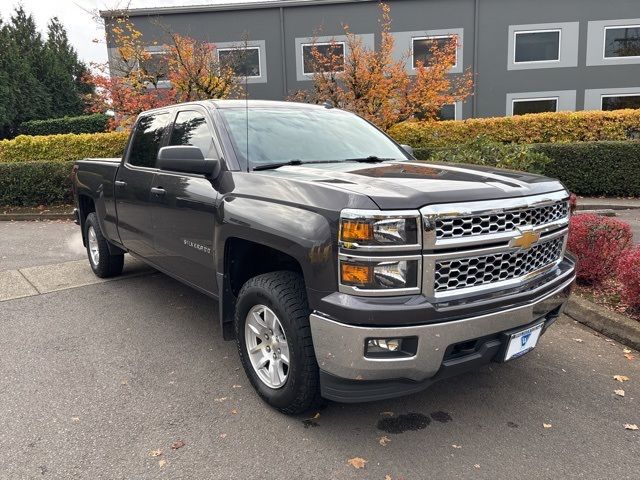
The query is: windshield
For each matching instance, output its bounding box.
[218,106,409,167]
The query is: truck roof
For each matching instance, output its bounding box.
[139,99,330,115]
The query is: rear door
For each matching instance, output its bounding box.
[115,111,170,259]
[150,108,220,294]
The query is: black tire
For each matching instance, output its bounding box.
[235,271,322,415]
[84,212,124,278]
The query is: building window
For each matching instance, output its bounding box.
[437,104,456,121]
[217,47,261,78]
[514,30,561,63]
[141,51,169,80]
[301,42,345,75]
[512,98,558,116]
[412,35,457,69]
[601,94,640,110]
[604,25,640,58]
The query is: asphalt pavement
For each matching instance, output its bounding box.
[0,222,639,479]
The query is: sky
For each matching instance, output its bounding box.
[0,0,284,66]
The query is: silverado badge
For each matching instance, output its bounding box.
[510,229,540,250]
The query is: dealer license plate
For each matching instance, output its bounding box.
[504,323,544,361]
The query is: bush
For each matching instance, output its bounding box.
[567,214,633,284]
[425,136,550,173]
[0,161,75,206]
[533,141,640,197]
[19,113,111,136]
[390,109,640,148]
[617,246,640,309]
[0,131,128,163]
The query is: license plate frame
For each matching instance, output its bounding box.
[503,323,544,362]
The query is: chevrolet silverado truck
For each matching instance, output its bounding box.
[72,100,576,414]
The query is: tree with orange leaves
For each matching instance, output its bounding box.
[85,15,243,129]
[290,3,473,130]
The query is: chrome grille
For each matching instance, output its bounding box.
[435,201,569,240]
[434,237,564,293]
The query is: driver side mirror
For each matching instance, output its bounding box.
[157,145,221,178]
[400,144,414,156]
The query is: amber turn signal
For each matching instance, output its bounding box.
[340,262,372,286]
[340,220,373,242]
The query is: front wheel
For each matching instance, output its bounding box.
[235,271,321,414]
[84,212,124,278]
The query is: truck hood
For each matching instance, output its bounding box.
[257,161,566,209]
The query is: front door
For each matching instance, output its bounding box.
[150,109,220,294]
[115,112,171,259]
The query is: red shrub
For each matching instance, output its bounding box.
[567,214,633,284]
[617,246,640,309]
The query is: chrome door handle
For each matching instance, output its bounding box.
[115,180,127,187]
[151,187,166,196]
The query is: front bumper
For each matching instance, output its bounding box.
[310,267,574,403]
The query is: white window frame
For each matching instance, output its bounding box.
[438,103,457,121]
[600,93,640,110]
[216,46,262,79]
[511,97,559,115]
[602,24,640,60]
[301,41,346,76]
[411,35,458,70]
[513,29,562,64]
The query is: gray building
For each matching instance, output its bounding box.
[102,0,640,119]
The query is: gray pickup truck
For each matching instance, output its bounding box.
[72,100,575,414]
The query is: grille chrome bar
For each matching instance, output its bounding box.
[421,190,570,250]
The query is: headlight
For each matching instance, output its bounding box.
[340,258,419,289]
[339,210,420,249]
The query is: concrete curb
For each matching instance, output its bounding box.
[0,213,74,222]
[574,209,616,217]
[564,295,640,351]
[576,203,640,211]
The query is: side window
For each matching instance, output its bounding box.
[128,113,170,168]
[169,110,217,158]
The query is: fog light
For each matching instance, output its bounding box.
[367,338,401,353]
[365,336,419,358]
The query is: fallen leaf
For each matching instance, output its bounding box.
[573,338,583,343]
[474,464,481,469]
[171,440,186,450]
[614,389,625,397]
[385,476,392,480]
[623,348,632,354]
[624,353,635,360]
[230,409,238,415]
[543,423,552,429]
[380,411,394,417]
[379,436,391,446]
[624,423,638,430]
[347,457,367,469]
[219,433,227,439]
[149,449,163,457]
[613,375,630,382]
[232,384,242,388]
[452,444,462,449]
[214,397,228,402]
[158,459,167,469]
[71,417,80,422]
[312,412,320,420]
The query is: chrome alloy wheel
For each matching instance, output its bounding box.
[244,304,290,389]
[87,226,100,266]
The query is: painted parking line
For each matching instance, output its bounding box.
[0,256,154,302]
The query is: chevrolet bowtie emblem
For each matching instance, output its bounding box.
[510,230,540,250]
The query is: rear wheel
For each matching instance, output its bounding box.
[84,212,124,278]
[235,271,321,414]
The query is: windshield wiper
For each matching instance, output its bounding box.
[253,160,304,171]
[344,156,396,163]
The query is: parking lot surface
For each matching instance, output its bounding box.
[0,222,638,479]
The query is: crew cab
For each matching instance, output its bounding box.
[72,100,576,413]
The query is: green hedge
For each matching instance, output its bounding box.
[414,140,640,197]
[390,109,640,147]
[0,131,128,163]
[19,114,111,136]
[0,161,75,206]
